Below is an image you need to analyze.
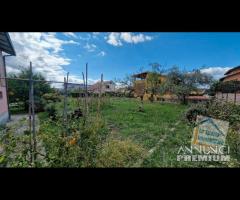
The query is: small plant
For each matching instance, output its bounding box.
[184,102,208,123]
[96,139,146,167]
[44,103,57,120]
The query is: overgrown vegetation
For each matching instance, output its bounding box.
[8,68,53,112]
[159,66,212,104]
[1,97,240,167]
[1,65,239,167]
[185,99,240,166]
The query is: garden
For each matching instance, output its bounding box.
[0,67,240,168]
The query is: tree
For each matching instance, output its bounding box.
[208,80,221,96]
[114,74,135,97]
[160,66,213,104]
[8,68,53,111]
[146,63,164,102]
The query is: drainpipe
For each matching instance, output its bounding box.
[3,55,13,121]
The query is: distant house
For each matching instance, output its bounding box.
[0,32,16,125]
[220,66,240,82]
[216,66,240,104]
[132,71,210,102]
[67,83,86,91]
[132,71,176,101]
[89,81,116,94]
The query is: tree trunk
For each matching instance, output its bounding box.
[183,95,187,105]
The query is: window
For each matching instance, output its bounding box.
[0,91,2,99]
[106,85,110,89]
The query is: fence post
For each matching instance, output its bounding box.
[28,63,32,163]
[98,74,103,116]
[85,63,88,115]
[82,72,86,125]
[234,92,237,104]
[29,62,37,162]
[63,73,69,136]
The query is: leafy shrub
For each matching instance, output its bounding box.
[39,115,109,167]
[184,102,208,123]
[96,139,146,167]
[184,100,240,165]
[44,103,57,120]
[42,93,61,103]
[185,100,240,130]
[225,129,240,162]
[207,100,240,129]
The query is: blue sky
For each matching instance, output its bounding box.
[7,32,240,84]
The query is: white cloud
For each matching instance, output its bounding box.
[84,43,97,52]
[97,51,106,57]
[63,32,78,38]
[200,67,232,80]
[106,32,153,46]
[79,34,91,41]
[92,32,101,39]
[6,32,81,85]
[107,33,122,46]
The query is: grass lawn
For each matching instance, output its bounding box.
[38,97,238,167]
[98,98,193,167]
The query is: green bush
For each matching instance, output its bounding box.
[185,100,240,130]
[39,115,109,167]
[44,103,57,120]
[42,93,62,103]
[184,102,208,123]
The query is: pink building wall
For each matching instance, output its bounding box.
[0,50,9,124]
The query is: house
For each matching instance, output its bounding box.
[0,32,16,125]
[216,66,240,104]
[220,66,240,82]
[66,83,93,97]
[89,80,116,94]
[67,83,86,91]
[132,71,176,101]
[132,71,210,102]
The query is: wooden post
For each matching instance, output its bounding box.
[234,82,237,104]
[29,62,36,162]
[85,63,88,115]
[28,63,32,163]
[63,73,69,136]
[234,91,237,104]
[98,74,103,115]
[82,72,86,125]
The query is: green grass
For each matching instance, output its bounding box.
[98,98,194,167]
[38,97,240,167]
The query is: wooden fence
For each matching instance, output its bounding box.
[215,92,240,104]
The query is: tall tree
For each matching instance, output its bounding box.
[160,66,213,104]
[146,63,164,102]
[8,68,53,111]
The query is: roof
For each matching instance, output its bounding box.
[132,72,149,79]
[132,71,166,79]
[219,77,225,81]
[0,32,16,56]
[224,66,240,75]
